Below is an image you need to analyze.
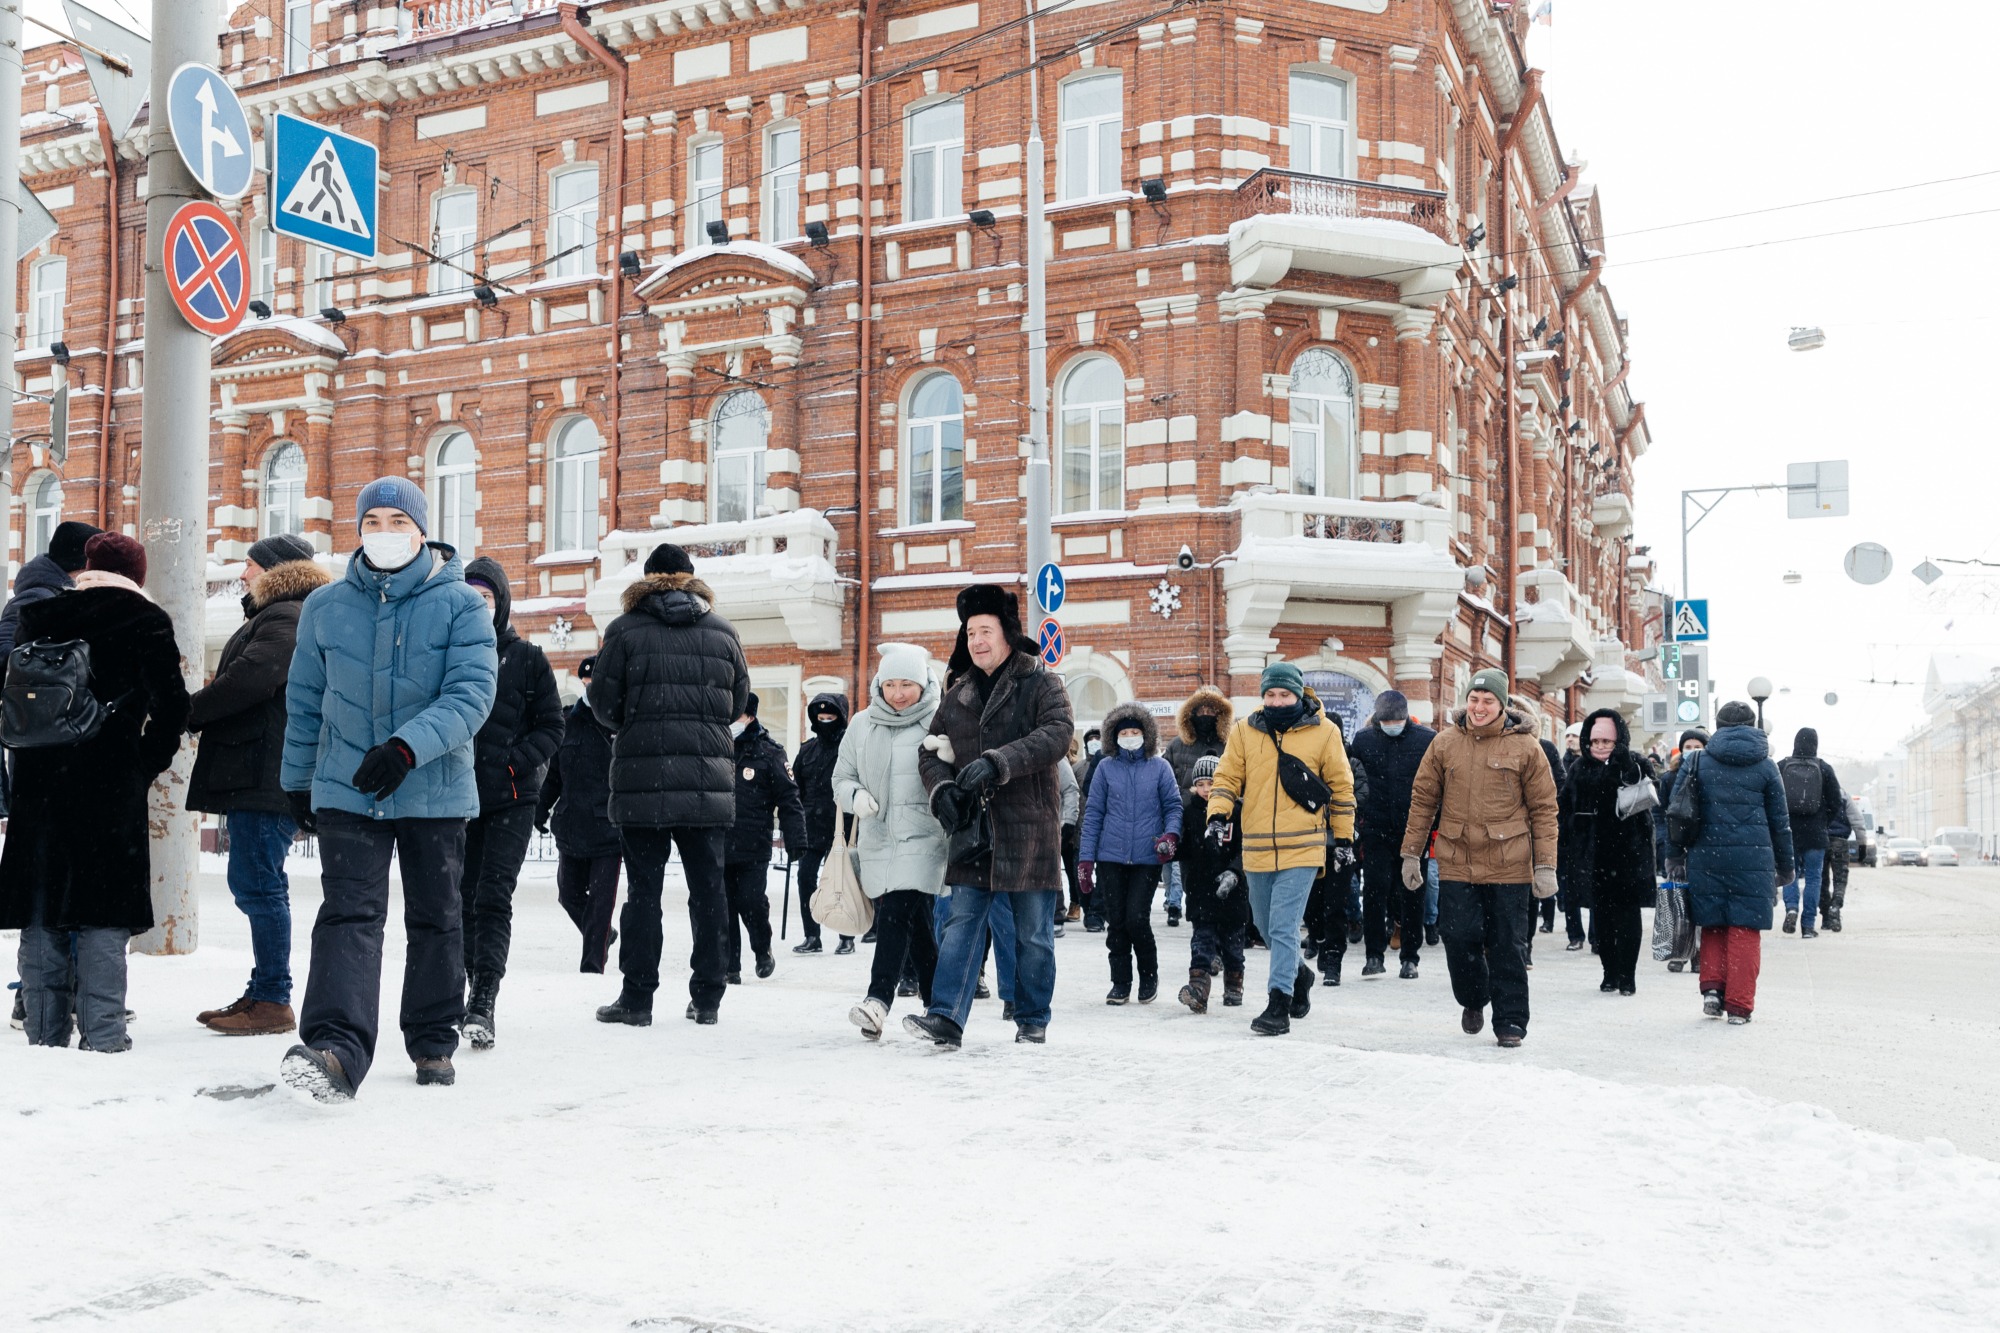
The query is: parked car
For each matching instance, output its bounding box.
[1880,838,1925,867]
[1931,826,1980,863]
[1921,844,1961,868]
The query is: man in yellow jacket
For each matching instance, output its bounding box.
[1400,668,1561,1048]
[1205,662,1355,1036]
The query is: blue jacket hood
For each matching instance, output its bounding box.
[1704,725,1768,767]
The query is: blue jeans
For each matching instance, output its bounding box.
[933,889,1019,1002]
[1784,846,1826,929]
[1246,866,1318,997]
[225,810,298,1004]
[929,887,1057,1029]
[1164,860,1185,909]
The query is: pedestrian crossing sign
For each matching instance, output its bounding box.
[1672,599,1709,643]
[269,111,379,261]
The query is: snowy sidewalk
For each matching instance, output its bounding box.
[3,862,1997,1332]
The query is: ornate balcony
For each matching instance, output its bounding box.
[1514,569,1598,691]
[585,509,845,651]
[1223,492,1462,688]
[1592,490,1634,540]
[400,0,547,40]
[1228,170,1463,306]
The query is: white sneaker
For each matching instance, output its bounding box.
[848,997,888,1040]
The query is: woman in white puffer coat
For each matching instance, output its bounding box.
[834,643,949,1038]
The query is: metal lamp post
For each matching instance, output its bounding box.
[1748,676,1774,733]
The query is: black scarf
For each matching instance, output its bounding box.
[1192,713,1219,743]
[1263,700,1305,733]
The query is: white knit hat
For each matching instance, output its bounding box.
[875,641,931,689]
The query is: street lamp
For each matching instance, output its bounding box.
[1748,676,1774,732]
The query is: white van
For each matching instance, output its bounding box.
[1931,827,1980,862]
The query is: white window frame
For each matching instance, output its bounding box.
[1289,69,1354,179]
[549,164,600,280]
[903,98,964,224]
[1057,355,1125,515]
[430,188,477,295]
[284,0,312,74]
[26,472,62,560]
[27,256,65,348]
[688,138,724,246]
[1059,72,1124,201]
[263,442,307,538]
[903,372,965,527]
[548,416,602,554]
[307,247,335,314]
[710,390,768,524]
[253,218,278,306]
[763,122,802,244]
[431,429,477,556]
[1286,348,1358,500]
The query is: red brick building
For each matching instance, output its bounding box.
[12,0,1658,752]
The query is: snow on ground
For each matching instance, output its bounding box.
[4,862,1998,1332]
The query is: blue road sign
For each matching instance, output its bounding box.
[269,111,380,261]
[1036,562,1066,615]
[1037,617,1066,668]
[1672,599,1710,643]
[166,63,253,201]
[164,200,248,337]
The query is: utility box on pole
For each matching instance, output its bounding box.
[132,4,222,955]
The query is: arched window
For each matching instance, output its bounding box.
[263,442,306,537]
[711,391,768,524]
[1289,70,1352,178]
[548,416,602,553]
[430,188,477,294]
[1057,356,1124,514]
[904,373,964,526]
[1288,348,1357,499]
[25,472,62,560]
[1064,671,1120,726]
[431,429,476,555]
[1060,73,1123,200]
[549,165,600,279]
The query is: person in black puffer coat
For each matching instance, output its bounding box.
[723,693,807,982]
[1175,756,1248,1012]
[186,534,330,1036]
[0,519,99,659]
[539,656,622,973]
[455,556,564,1048]
[1559,708,1658,994]
[588,542,750,1025]
[1346,690,1435,977]
[789,691,855,955]
[1778,727,1842,938]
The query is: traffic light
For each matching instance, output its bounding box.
[1660,644,1683,680]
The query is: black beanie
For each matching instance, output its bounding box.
[248,533,316,570]
[948,583,1028,680]
[48,521,103,573]
[743,691,760,717]
[644,543,695,576]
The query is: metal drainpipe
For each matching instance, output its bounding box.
[1501,173,1518,686]
[854,0,876,690]
[95,118,119,528]
[559,4,627,531]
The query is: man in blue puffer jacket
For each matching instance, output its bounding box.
[277,477,498,1103]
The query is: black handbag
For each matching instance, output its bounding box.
[946,792,993,867]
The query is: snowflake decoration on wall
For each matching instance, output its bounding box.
[550,616,575,651]
[1149,579,1182,621]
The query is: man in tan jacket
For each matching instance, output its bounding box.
[1400,668,1560,1048]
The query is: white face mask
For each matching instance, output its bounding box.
[1117,733,1144,752]
[730,720,749,739]
[359,530,420,570]
[1086,739,1101,756]
[1381,721,1407,737]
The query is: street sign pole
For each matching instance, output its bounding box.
[0,0,20,561]
[1020,0,1052,599]
[133,9,222,955]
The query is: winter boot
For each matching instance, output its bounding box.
[1800,925,1818,940]
[197,995,253,1027]
[848,997,888,1039]
[1701,991,1725,1018]
[974,977,991,1000]
[1783,909,1798,934]
[1825,909,1842,933]
[1250,989,1291,1036]
[1398,960,1418,980]
[1166,904,1181,927]
[462,974,498,1050]
[1002,1001,1016,1022]
[1105,984,1132,1005]
[755,952,776,979]
[1727,1012,1752,1026]
[901,1012,963,1050]
[1138,974,1160,1004]
[1346,923,1362,945]
[684,1002,719,1024]
[1288,965,1314,1019]
[792,936,824,955]
[1222,969,1246,1006]
[835,936,857,954]
[726,971,742,985]
[596,997,654,1026]
[279,1045,354,1104]
[1321,955,1341,987]
[1426,924,1440,947]
[415,1056,456,1086]
[1461,1005,1484,1036]
[1178,968,1211,1013]
[204,1000,297,1036]
[1362,954,1386,977]
[9,989,23,1032]
[1014,1024,1047,1043]
[1494,1027,1524,1048]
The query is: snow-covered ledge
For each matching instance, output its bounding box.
[1514,569,1598,691]
[585,509,844,651]
[1581,638,1652,734]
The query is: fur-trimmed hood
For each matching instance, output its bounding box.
[621,570,718,617]
[71,569,145,597]
[1175,687,1234,745]
[250,558,331,609]
[1102,701,1162,758]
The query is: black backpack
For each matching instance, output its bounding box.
[2,638,114,749]
[1665,751,1704,849]
[1780,757,1823,820]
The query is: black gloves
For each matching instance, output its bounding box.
[1204,814,1231,854]
[286,789,317,836]
[956,755,998,797]
[1214,870,1240,899]
[351,739,416,800]
[1331,838,1357,873]
[933,781,973,831]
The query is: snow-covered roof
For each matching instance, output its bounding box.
[213,315,348,355]
[634,239,816,295]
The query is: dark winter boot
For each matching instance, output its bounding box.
[1137,974,1159,1004]
[792,936,823,955]
[755,952,776,979]
[1362,954,1386,977]
[1166,904,1181,927]
[1251,989,1291,1036]
[415,1056,455,1086]
[1178,969,1211,1013]
[463,974,499,1051]
[1321,955,1341,987]
[596,997,654,1026]
[1398,959,1418,980]
[1426,924,1440,947]
[1702,991,1725,1018]
[1222,970,1245,1006]
[1105,984,1132,1005]
[279,1045,354,1104]
[1825,909,1842,933]
[1461,1005,1484,1035]
[1783,910,1798,934]
[684,1001,718,1024]
[901,1012,963,1050]
[1288,965,1314,1019]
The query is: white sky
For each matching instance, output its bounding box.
[1538,0,2000,762]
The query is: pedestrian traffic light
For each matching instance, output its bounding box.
[1661,644,1683,680]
